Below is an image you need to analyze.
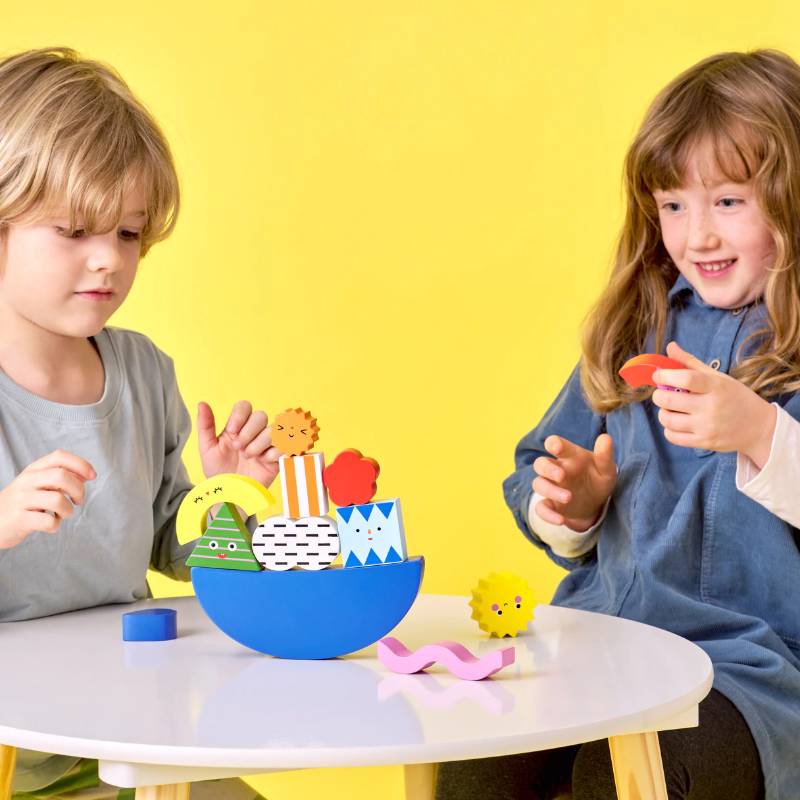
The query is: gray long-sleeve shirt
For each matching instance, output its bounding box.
[0,325,196,622]
[0,326,197,791]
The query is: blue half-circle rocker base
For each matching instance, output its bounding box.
[191,556,425,659]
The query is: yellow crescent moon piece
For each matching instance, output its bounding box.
[469,572,534,638]
[177,473,277,544]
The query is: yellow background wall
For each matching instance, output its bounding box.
[4,2,796,798]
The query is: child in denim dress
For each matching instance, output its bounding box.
[0,47,280,799]
[438,49,800,800]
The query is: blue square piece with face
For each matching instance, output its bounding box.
[335,498,407,568]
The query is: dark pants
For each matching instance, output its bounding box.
[435,688,764,800]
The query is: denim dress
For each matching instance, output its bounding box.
[503,273,800,800]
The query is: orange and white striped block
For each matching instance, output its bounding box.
[279,453,328,519]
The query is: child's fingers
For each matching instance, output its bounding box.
[544,435,586,459]
[593,434,617,476]
[224,400,254,438]
[196,401,219,451]
[26,450,96,482]
[235,410,268,451]
[533,455,564,483]
[658,408,694,433]
[532,475,571,505]
[26,489,74,520]
[543,435,563,456]
[535,498,565,526]
[25,466,89,505]
[242,425,273,457]
[23,510,62,534]
[651,387,695,411]
[263,443,282,463]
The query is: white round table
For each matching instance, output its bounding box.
[0,594,712,800]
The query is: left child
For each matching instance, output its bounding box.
[0,46,278,799]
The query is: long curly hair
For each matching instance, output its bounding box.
[581,49,800,412]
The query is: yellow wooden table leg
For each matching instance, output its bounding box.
[0,746,16,800]
[608,731,668,800]
[135,783,190,800]
[404,763,437,800]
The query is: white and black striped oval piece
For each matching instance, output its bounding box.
[252,516,339,571]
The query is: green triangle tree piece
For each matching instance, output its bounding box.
[186,502,262,571]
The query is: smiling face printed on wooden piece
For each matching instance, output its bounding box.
[272,408,320,456]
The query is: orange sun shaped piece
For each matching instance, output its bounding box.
[272,408,320,456]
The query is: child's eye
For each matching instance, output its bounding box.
[660,202,681,213]
[718,198,742,208]
[56,227,86,238]
[55,227,141,240]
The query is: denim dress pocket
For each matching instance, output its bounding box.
[592,451,651,616]
[701,453,800,651]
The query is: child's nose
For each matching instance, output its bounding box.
[687,211,721,252]
[86,236,127,272]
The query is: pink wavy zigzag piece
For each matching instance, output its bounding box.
[377,637,515,681]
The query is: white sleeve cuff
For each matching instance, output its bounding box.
[527,491,609,558]
[736,403,800,528]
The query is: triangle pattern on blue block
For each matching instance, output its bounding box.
[375,501,394,519]
[345,551,363,568]
[364,548,382,565]
[355,503,374,522]
[338,506,355,523]
[384,546,401,563]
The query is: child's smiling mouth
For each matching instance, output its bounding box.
[694,257,737,277]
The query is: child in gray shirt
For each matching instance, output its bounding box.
[0,46,279,799]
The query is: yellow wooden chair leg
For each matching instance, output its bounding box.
[0,746,16,800]
[135,783,190,800]
[404,762,437,800]
[608,731,668,800]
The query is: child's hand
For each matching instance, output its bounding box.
[197,401,281,488]
[0,450,96,549]
[531,433,617,532]
[651,341,777,466]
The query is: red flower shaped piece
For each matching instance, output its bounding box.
[323,449,380,506]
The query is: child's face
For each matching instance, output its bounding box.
[0,185,145,339]
[652,139,776,310]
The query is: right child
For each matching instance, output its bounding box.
[438,48,800,800]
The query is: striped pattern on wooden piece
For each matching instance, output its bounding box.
[279,453,328,518]
[252,515,340,571]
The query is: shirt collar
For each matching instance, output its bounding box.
[666,270,761,314]
[667,272,701,306]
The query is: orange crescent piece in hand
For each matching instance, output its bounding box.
[619,354,686,388]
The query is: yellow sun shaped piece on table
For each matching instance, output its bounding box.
[176,473,277,544]
[469,572,534,638]
[272,408,320,456]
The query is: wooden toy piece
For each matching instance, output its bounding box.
[176,473,276,544]
[377,636,515,680]
[251,515,340,571]
[190,556,425,659]
[323,448,380,506]
[186,502,262,571]
[336,499,407,568]
[619,354,688,392]
[122,608,178,641]
[470,572,534,638]
[279,453,328,517]
[272,408,320,456]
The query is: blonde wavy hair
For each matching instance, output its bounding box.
[581,49,800,413]
[0,46,179,259]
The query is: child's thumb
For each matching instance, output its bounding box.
[593,433,616,472]
[666,340,712,372]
